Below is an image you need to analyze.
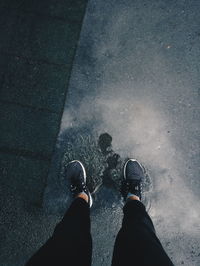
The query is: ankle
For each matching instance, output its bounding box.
[77,192,88,203]
[127,195,140,201]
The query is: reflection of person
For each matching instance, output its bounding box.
[26,159,174,266]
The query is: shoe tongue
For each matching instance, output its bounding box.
[129,178,141,185]
[128,174,142,181]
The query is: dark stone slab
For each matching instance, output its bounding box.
[0,54,7,87]
[0,102,60,155]
[0,152,49,205]
[9,11,81,64]
[0,8,17,51]
[21,0,88,21]
[0,55,71,113]
[0,0,24,9]
[0,0,87,22]
[0,152,55,266]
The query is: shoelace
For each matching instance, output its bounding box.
[70,182,87,195]
[121,180,142,194]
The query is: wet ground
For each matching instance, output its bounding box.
[44,0,200,265]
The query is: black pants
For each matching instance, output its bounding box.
[26,198,174,266]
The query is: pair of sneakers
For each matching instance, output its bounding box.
[67,159,144,208]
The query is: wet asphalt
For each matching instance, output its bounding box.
[44,0,200,265]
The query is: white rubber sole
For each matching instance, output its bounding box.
[69,160,93,208]
[69,160,86,182]
[88,192,93,208]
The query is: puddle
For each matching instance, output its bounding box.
[58,131,152,212]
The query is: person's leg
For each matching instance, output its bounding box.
[112,199,173,266]
[112,159,174,266]
[25,161,93,266]
[26,197,92,266]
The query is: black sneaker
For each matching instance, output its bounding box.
[121,159,144,201]
[66,160,93,207]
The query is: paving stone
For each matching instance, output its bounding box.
[1,55,71,113]
[21,0,88,21]
[0,102,60,155]
[0,152,49,205]
[0,54,7,86]
[10,11,81,64]
[0,8,17,52]
[0,0,24,9]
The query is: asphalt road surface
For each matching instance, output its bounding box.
[46,0,200,265]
